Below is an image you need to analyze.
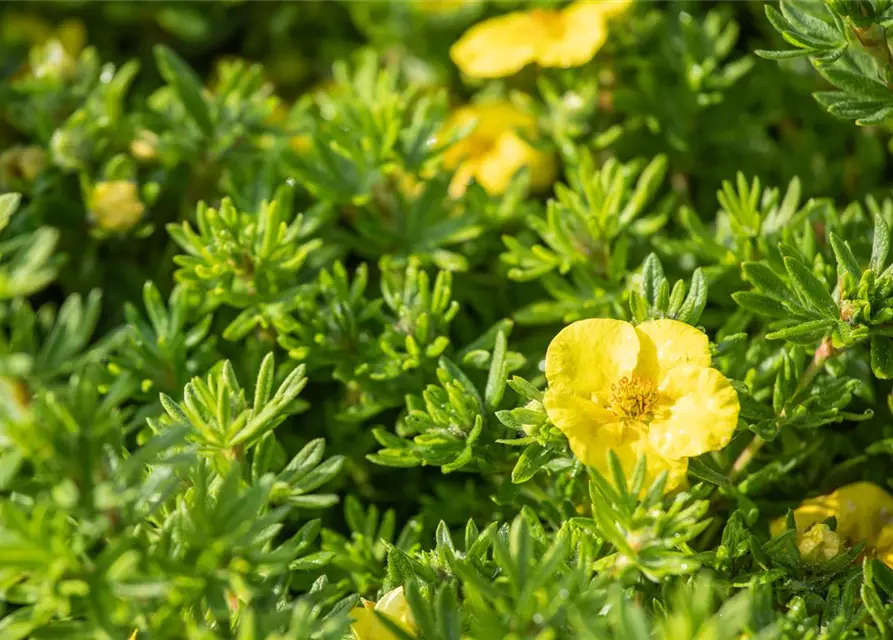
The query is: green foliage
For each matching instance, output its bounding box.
[3,1,893,638]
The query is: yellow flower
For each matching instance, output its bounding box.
[350,587,418,640]
[450,0,631,78]
[88,181,145,233]
[771,482,893,568]
[441,101,555,198]
[544,318,739,492]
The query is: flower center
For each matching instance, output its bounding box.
[606,375,658,419]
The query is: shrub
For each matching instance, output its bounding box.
[2,1,893,638]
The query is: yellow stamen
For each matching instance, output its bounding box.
[606,375,658,419]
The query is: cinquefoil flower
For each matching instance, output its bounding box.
[441,101,555,198]
[350,586,418,640]
[544,318,739,492]
[451,0,632,79]
[771,482,893,568]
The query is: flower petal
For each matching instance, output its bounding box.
[535,2,607,69]
[544,390,687,492]
[587,0,634,19]
[831,482,893,542]
[635,319,711,384]
[647,365,739,460]
[450,12,542,78]
[545,318,640,397]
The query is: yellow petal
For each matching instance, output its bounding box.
[771,493,838,539]
[544,390,687,492]
[375,587,417,633]
[635,320,711,384]
[587,0,634,19]
[535,2,607,69]
[831,482,893,543]
[351,604,402,640]
[647,365,739,460]
[878,547,893,569]
[545,318,640,398]
[450,11,542,78]
[473,133,531,195]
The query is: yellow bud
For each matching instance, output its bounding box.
[289,134,312,155]
[797,523,841,564]
[88,181,146,233]
[55,19,86,57]
[31,39,76,80]
[129,130,160,162]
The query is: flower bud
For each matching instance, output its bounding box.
[88,181,146,233]
[797,523,841,564]
[130,130,160,162]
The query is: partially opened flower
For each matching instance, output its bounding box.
[544,318,739,492]
[441,101,555,198]
[771,482,893,568]
[350,586,418,640]
[451,0,632,79]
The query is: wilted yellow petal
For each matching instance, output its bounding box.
[450,11,542,78]
[647,365,739,460]
[635,319,711,384]
[545,318,640,398]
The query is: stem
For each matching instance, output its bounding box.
[730,337,840,480]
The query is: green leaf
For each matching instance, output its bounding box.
[511,444,554,484]
[687,458,732,488]
[870,335,893,379]
[0,193,21,232]
[765,319,834,343]
[818,66,891,101]
[676,268,707,324]
[829,233,861,282]
[732,291,789,317]
[871,213,890,272]
[154,44,214,137]
[484,330,508,413]
[783,257,837,317]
